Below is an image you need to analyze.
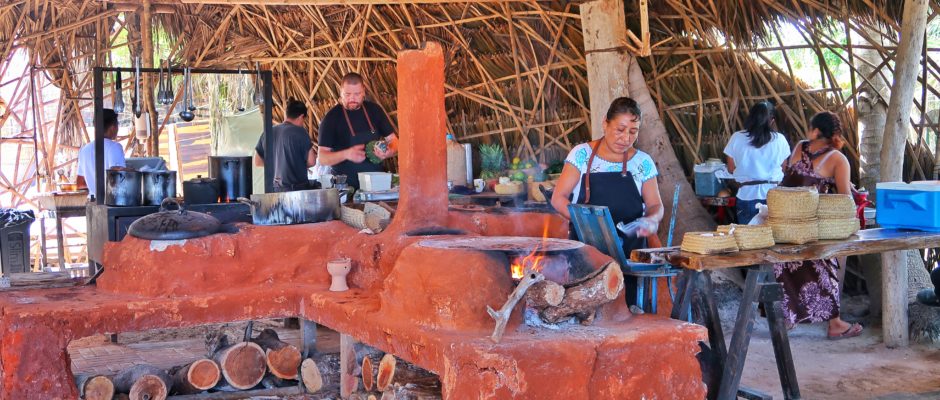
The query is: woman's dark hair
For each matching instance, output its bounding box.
[810,111,844,150]
[605,97,642,122]
[743,101,776,148]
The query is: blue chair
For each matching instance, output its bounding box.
[568,184,682,315]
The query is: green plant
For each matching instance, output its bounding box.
[479,143,505,177]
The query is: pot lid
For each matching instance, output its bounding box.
[128,198,221,240]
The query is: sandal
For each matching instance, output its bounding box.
[827,322,863,340]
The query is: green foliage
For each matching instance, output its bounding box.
[479,143,505,173]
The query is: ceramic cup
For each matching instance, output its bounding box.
[473,178,485,193]
[327,258,352,292]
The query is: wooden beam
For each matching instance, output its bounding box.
[105,0,530,4]
[580,0,630,139]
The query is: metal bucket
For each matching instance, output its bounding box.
[209,156,252,202]
[141,170,177,205]
[238,188,341,226]
[105,169,142,206]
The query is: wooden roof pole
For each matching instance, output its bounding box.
[137,0,159,156]
[580,0,630,139]
[879,0,930,350]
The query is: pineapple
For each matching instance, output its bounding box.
[479,143,505,178]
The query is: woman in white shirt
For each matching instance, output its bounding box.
[723,101,790,224]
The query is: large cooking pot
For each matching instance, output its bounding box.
[128,198,221,240]
[238,188,340,226]
[142,170,177,206]
[209,156,252,202]
[105,168,142,206]
[183,175,220,204]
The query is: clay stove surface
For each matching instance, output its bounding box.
[417,236,584,253]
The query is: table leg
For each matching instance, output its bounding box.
[758,265,800,399]
[717,269,761,400]
[38,216,48,269]
[55,215,66,268]
[670,269,695,321]
[882,250,909,348]
[302,319,318,358]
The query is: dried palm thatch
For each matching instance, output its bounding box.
[0,0,937,266]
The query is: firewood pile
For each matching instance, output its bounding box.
[74,326,441,400]
[488,261,625,343]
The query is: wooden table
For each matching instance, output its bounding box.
[632,228,940,400]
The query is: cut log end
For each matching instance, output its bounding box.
[128,374,167,400]
[362,355,375,391]
[215,342,267,390]
[375,354,397,392]
[539,262,624,324]
[301,358,324,393]
[77,375,114,400]
[187,359,221,391]
[267,346,302,380]
[526,280,565,308]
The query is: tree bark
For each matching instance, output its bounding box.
[75,374,114,400]
[112,364,171,400]
[212,341,267,390]
[170,358,220,395]
[300,353,340,394]
[250,328,302,380]
[525,280,565,309]
[878,0,930,349]
[539,261,624,323]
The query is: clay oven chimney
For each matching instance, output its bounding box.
[387,42,448,232]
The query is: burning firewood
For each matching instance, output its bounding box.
[112,364,171,400]
[487,267,546,343]
[75,374,114,400]
[212,341,267,390]
[525,280,565,308]
[539,261,624,324]
[250,328,302,380]
[169,358,220,395]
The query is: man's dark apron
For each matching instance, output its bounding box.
[574,140,646,305]
[341,106,384,190]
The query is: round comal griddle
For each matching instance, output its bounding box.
[417,236,583,255]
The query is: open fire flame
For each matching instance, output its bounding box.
[510,215,552,279]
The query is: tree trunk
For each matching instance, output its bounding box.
[113,364,171,400]
[878,0,930,349]
[539,261,623,323]
[300,353,340,394]
[627,56,716,240]
[170,358,220,395]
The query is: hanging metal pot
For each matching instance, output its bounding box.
[179,67,195,122]
[113,71,125,113]
[142,170,177,206]
[182,175,220,205]
[105,168,142,206]
[128,198,221,240]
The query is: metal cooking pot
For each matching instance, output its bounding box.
[209,156,252,202]
[183,175,220,204]
[128,198,221,240]
[105,168,142,206]
[238,188,340,226]
[142,170,177,206]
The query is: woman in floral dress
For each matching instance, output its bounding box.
[775,111,863,339]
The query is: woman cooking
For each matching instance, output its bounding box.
[551,97,664,305]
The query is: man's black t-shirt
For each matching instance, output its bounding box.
[255,122,312,191]
[318,101,395,190]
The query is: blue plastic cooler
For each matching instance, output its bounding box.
[876,181,940,232]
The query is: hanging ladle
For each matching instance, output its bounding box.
[113,70,125,113]
[164,62,174,105]
[132,56,142,118]
[156,59,166,105]
[235,67,245,112]
[179,67,195,122]
[253,61,264,106]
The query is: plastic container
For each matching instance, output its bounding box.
[359,172,393,192]
[0,210,35,275]
[694,159,726,197]
[876,181,940,231]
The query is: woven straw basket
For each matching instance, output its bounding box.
[717,224,775,250]
[768,217,819,244]
[767,186,819,219]
[818,217,860,240]
[680,232,739,255]
[341,206,367,230]
[817,194,856,219]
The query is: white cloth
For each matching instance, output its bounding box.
[77,138,126,194]
[564,142,659,204]
[723,131,790,201]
